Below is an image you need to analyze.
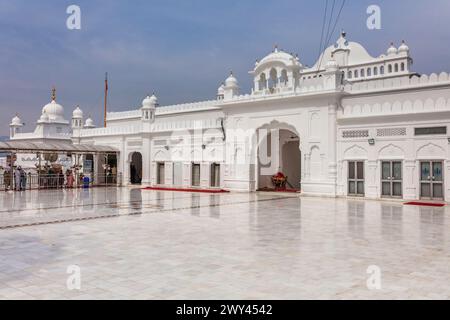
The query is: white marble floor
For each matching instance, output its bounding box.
[0,187,450,300]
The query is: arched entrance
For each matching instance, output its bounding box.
[257,125,301,191]
[130,152,142,184]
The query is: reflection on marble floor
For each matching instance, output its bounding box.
[0,187,450,299]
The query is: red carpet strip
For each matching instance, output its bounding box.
[404,202,446,207]
[257,188,300,193]
[142,187,230,193]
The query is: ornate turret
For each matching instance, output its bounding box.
[141,93,157,131]
[223,71,239,100]
[71,106,84,129]
[9,114,23,139]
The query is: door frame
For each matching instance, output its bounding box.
[191,162,201,187]
[380,160,403,199]
[347,160,365,197]
[157,162,165,185]
[210,162,221,188]
[419,160,444,200]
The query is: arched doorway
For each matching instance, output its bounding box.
[257,125,301,191]
[130,152,142,184]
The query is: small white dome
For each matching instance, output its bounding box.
[84,117,95,128]
[39,112,49,123]
[142,94,158,108]
[387,43,398,56]
[225,72,238,88]
[72,106,83,119]
[257,49,302,69]
[217,84,225,95]
[398,40,409,54]
[42,100,65,122]
[10,115,22,126]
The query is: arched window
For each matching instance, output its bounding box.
[347,71,352,79]
[388,64,392,73]
[360,69,365,77]
[380,66,385,75]
[394,64,399,72]
[354,70,359,78]
[367,68,372,77]
[259,73,267,91]
[373,67,378,76]
[269,68,277,89]
[280,69,288,85]
[401,63,405,71]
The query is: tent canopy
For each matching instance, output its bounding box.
[0,141,119,154]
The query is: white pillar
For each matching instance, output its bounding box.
[141,135,152,185]
[165,162,174,185]
[328,104,337,180]
[201,162,210,188]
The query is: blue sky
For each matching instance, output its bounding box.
[1,0,450,135]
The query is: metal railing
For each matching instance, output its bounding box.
[0,173,122,191]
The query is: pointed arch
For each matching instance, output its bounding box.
[379,144,404,159]
[344,145,368,160]
[417,143,445,159]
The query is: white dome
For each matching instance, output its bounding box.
[311,32,375,70]
[142,94,158,108]
[42,100,65,122]
[72,106,83,119]
[398,40,409,54]
[225,72,238,88]
[10,115,22,126]
[256,47,302,70]
[387,43,398,56]
[84,117,95,128]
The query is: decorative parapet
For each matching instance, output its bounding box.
[106,100,221,121]
[156,100,220,114]
[340,73,450,119]
[344,72,450,93]
[106,110,140,120]
[227,76,338,103]
[80,125,142,137]
[80,118,223,138]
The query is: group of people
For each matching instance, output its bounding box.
[3,166,27,192]
[37,168,77,189]
[2,166,78,191]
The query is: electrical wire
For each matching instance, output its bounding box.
[316,0,346,73]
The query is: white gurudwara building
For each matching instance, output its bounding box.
[9,32,450,201]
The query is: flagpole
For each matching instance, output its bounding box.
[104,72,108,128]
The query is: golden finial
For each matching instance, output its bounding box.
[51,86,56,101]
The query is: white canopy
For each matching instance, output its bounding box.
[0,141,118,154]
